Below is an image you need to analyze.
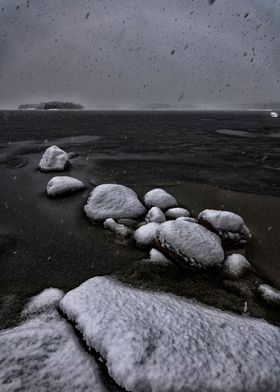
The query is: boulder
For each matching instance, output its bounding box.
[39,145,69,172]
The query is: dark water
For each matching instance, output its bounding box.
[0,110,280,195]
[0,110,280,330]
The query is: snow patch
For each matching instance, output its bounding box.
[60,276,280,392]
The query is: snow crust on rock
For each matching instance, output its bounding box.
[104,218,132,238]
[145,206,166,223]
[0,289,106,392]
[258,284,280,306]
[165,207,190,219]
[198,209,251,244]
[144,188,177,210]
[134,222,159,247]
[222,254,251,279]
[156,220,224,268]
[46,176,85,196]
[39,145,69,172]
[84,184,146,221]
[60,276,280,392]
[149,248,170,264]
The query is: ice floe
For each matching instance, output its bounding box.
[222,254,251,279]
[258,284,280,306]
[143,188,177,210]
[198,209,251,246]
[60,276,280,392]
[46,176,85,196]
[165,207,190,219]
[39,145,69,172]
[156,219,224,268]
[145,206,166,223]
[134,222,160,247]
[0,289,107,392]
[84,184,146,221]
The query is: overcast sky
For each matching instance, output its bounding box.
[0,0,279,109]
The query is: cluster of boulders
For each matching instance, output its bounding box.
[38,145,280,302]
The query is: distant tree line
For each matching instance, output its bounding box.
[18,101,84,110]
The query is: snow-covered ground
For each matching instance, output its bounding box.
[60,275,280,392]
[0,289,107,392]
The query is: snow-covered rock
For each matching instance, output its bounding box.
[143,188,177,210]
[39,145,69,172]
[258,284,280,306]
[198,209,251,246]
[104,218,132,239]
[156,219,224,268]
[145,206,166,223]
[176,216,198,223]
[270,111,279,118]
[60,276,280,392]
[0,289,107,392]
[84,184,146,221]
[46,176,85,196]
[222,254,251,279]
[165,207,190,219]
[149,248,170,264]
[134,222,160,247]
[117,218,139,229]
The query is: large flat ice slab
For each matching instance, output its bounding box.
[60,276,280,392]
[84,184,146,221]
[0,288,107,392]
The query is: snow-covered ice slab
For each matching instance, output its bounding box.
[156,219,224,268]
[198,209,251,246]
[84,184,146,221]
[0,288,107,392]
[60,276,280,392]
[46,176,85,196]
[39,145,69,172]
[144,188,177,210]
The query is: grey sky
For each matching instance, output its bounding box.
[0,0,279,109]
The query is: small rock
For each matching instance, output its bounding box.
[165,207,190,219]
[149,248,170,264]
[156,220,224,269]
[39,145,69,172]
[46,176,85,196]
[84,184,146,221]
[143,188,177,210]
[104,218,133,239]
[258,284,280,306]
[134,222,160,247]
[198,209,251,246]
[145,207,166,223]
[176,216,198,223]
[222,254,251,279]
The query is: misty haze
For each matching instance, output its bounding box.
[0,1,280,392]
